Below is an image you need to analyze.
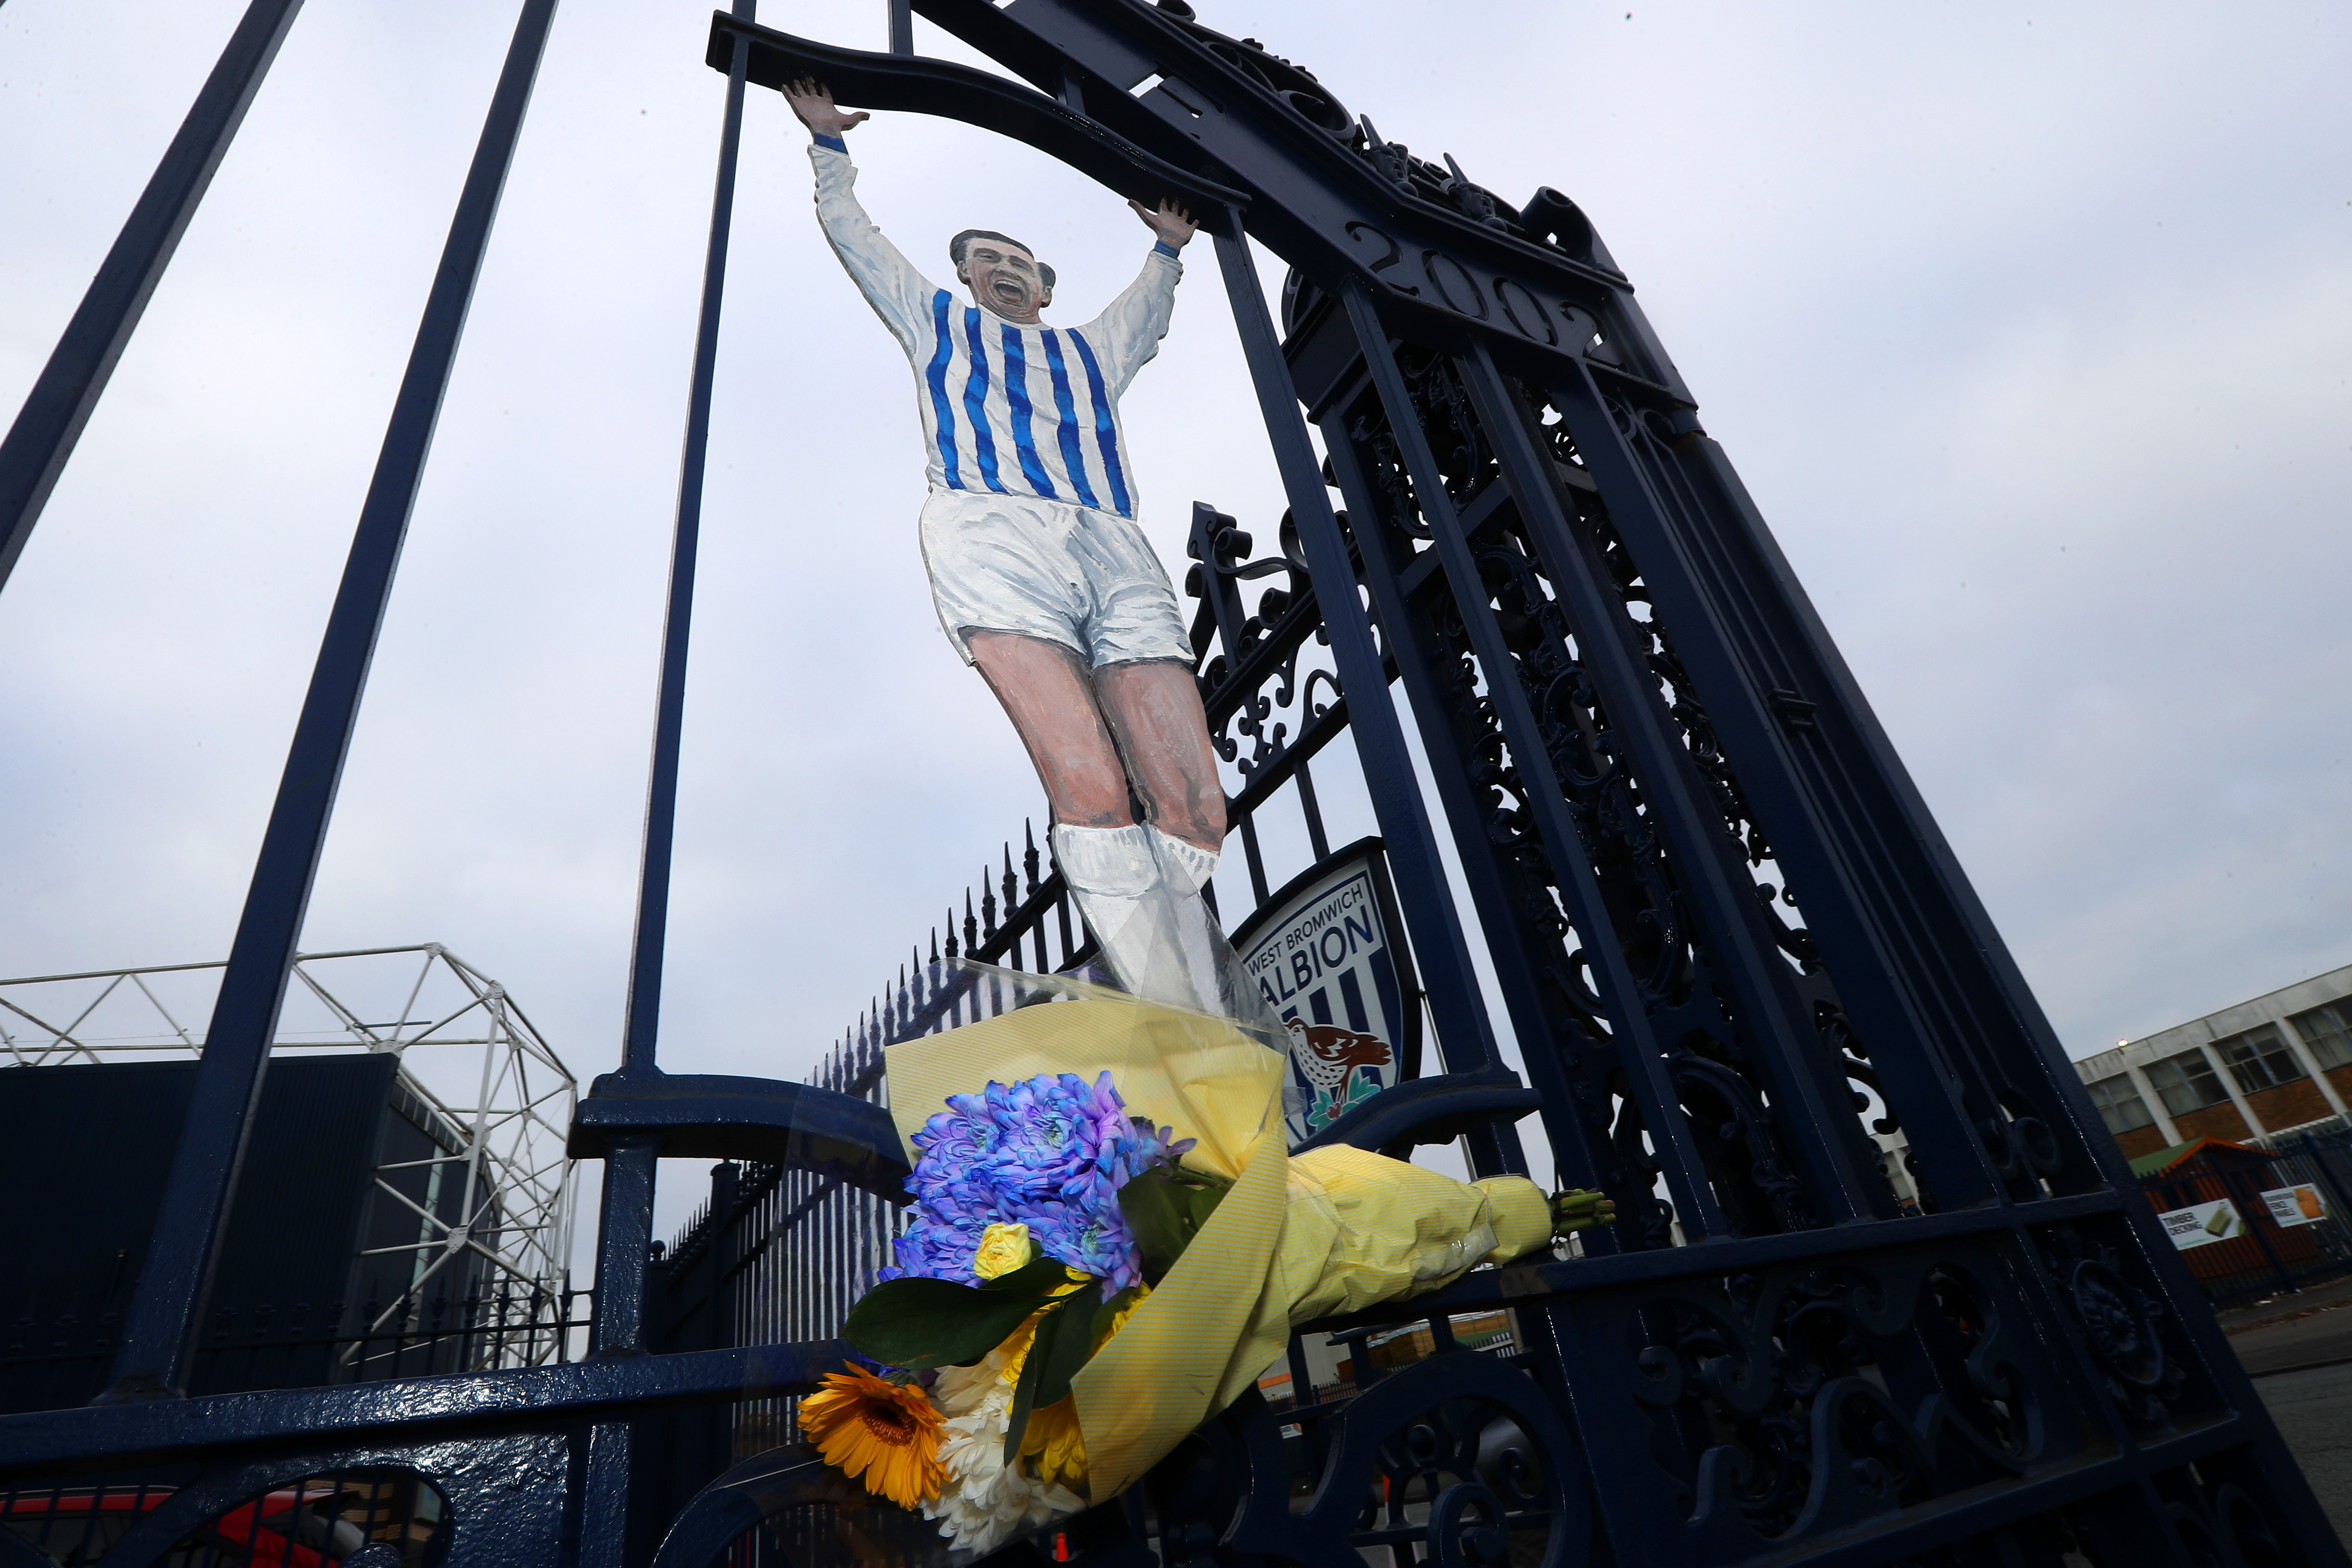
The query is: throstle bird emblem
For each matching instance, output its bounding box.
[1284,1016,1392,1118]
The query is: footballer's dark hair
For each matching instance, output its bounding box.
[949,228,1054,290]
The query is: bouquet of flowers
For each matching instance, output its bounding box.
[803,1069,1228,1555]
[794,977,1614,1559]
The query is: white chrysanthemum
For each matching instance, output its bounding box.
[921,1343,1085,1555]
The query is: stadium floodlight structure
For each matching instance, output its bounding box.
[0,943,578,1373]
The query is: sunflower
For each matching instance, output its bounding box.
[800,1362,946,1509]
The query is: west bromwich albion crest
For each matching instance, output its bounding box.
[1230,839,1422,1146]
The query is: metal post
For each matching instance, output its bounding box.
[1459,341,1878,1221]
[1209,212,1524,1177]
[97,0,561,1404]
[0,0,306,593]
[1337,282,1722,1233]
[614,6,754,1088]
[2229,1164,2296,1294]
[580,5,754,1554]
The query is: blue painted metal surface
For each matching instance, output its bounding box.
[0,0,305,592]
[1287,1066,1542,1159]
[95,0,564,1409]
[1,0,2343,1564]
[567,1074,910,1204]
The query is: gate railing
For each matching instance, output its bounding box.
[2141,1142,2352,1307]
[2,1282,590,1419]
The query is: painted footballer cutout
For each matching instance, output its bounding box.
[783,79,1273,1031]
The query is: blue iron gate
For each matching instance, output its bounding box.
[0,1,2341,1565]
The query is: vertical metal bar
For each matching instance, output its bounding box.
[0,0,305,593]
[581,1134,658,1559]
[1457,340,1876,1220]
[2302,1132,2352,1218]
[1237,810,1271,906]
[2229,1165,2294,1292]
[1209,214,1524,1176]
[98,0,561,1404]
[888,0,914,56]
[1291,758,1331,863]
[617,1,754,1083]
[579,4,753,1554]
[1337,283,1724,1234]
[1539,357,2013,1209]
[1311,352,1629,1217]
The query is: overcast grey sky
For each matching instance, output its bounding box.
[4,1,2348,1239]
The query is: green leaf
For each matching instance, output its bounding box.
[1119,1171,1190,1286]
[1118,1164,1234,1285]
[1032,1280,1102,1409]
[844,1273,1061,1371]
[1179,1172,1228,1235]
[1090,1284,1139,1353]
[977,1251,1069,1297]
[1002,1302,1054,1465]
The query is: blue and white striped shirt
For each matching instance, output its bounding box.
[810,144,1181,519]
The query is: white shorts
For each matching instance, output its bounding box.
[918,488,1194,669]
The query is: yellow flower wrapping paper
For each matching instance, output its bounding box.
[884,991,1552,1503]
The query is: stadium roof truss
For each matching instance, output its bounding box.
[0,943,579,1356]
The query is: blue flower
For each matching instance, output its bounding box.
[883,1070,1190,1295]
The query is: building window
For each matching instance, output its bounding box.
[2145,1050,2230,1118]
[2086,1075,2157,1136]
[2289,1001,2352,1070]
[2217,1028,2305,1094]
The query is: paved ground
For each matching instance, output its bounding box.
[2217,1276,2352,1375]
[2214,1280,2352,1549]
[2253,1361,2352,1549]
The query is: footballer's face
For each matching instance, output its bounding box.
[963,241,1050,323]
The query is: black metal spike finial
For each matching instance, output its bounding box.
[980,873,998,939]
[1023,820,1041,894]
[964,890,979,952]
[945,908,961,961]
[1001,845,1018,915]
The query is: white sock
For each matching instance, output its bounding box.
[1050,822,1159,897]
[1146,825,1219,897]
[1051,823,1169,999]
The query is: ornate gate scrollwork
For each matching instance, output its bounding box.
[1217,1346,1592,1568]
[1613,1244,2067,1547]
[2035,1224,2189,1431]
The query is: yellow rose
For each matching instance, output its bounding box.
[972,1222,1033,1280]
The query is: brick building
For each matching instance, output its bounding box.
[2070,962,2352,1159]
